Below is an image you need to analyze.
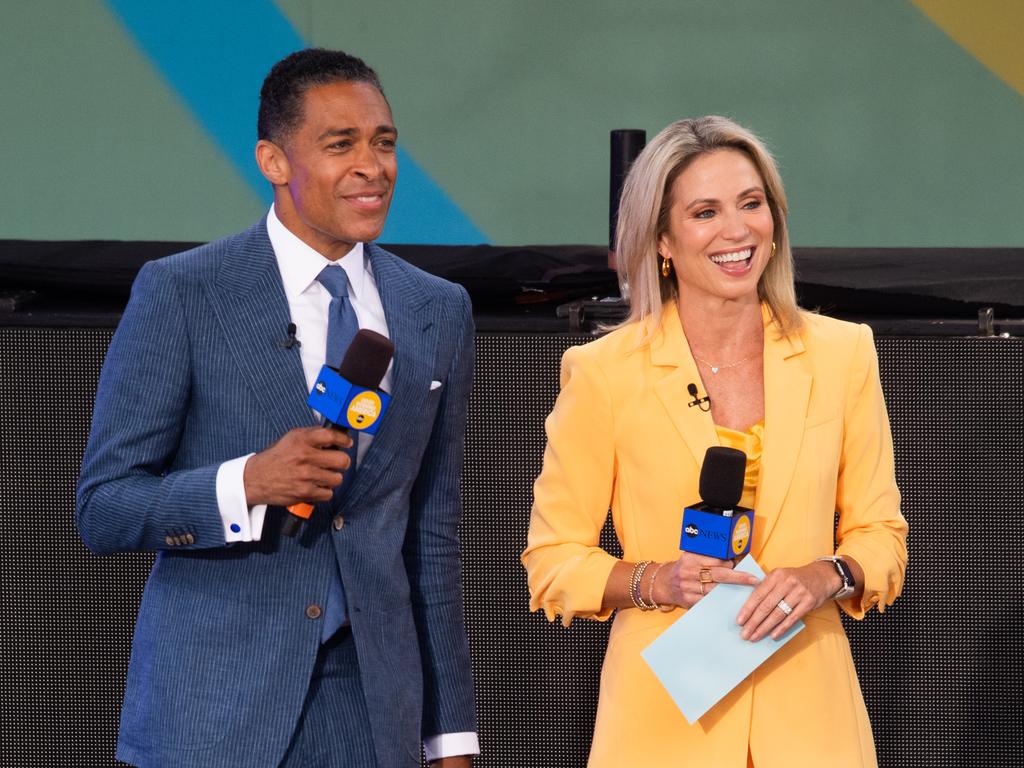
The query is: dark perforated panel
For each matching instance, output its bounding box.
[856,337,1024,766]
[1,327,1021,767]
[0,329,153,767]
[462,334,619,768]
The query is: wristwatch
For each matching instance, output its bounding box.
[817,556,855,600]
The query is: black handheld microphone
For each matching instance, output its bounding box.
[282,329,395,537]
[687,382,711,412]
[679,447,754,559]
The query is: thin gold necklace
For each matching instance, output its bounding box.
[692,351,760,375]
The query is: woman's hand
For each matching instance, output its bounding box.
[735,561,841,641]
[653,552,759,609]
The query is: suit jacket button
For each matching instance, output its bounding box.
[333,515,345,531]
[164,535,176,546]
[184,533,195,545]
[306,604,322,620]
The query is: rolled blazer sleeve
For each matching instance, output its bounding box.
[834,324,908,618]
[523,344,620,627]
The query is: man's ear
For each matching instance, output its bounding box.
[255,139,289,185]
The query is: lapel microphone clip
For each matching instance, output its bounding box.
[687,382,711,412]
[279,322,301,349]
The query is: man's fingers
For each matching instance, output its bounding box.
[310,449,351,472]
[305,426,353,449]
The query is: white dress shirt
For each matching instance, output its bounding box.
[213,206,478,760]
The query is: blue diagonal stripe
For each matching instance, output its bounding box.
[105,0,486,244]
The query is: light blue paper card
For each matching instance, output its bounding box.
[640,555,804,724]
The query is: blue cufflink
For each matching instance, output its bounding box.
[230,523,241,533]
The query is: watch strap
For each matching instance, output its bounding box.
[817,556,855,600]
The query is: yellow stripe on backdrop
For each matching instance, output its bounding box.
[912,0,1024,97]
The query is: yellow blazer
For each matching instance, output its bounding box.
[523,303,908,768]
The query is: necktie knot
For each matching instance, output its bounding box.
[317,266,350,299]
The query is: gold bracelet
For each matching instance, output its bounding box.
[630,560,654,611]
[646,562,668,611]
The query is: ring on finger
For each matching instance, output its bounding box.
[698,581,706,596]
[698,568,714,584]
[776,598,793,616]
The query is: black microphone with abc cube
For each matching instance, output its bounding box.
[680,447,754,559]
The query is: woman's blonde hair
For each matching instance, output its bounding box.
[614,115,802,338]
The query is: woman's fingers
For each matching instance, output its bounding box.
[737,566,820,641]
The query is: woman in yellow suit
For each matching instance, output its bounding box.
[522,116,908,768]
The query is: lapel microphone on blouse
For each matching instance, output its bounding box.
[687,383,711,412]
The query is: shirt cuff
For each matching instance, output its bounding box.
[216,454,267,542]
[423,732,480,762]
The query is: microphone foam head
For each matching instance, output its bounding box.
[699,446,747,509]
[337,329,395,389]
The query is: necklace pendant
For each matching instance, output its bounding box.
[711,366,719,374]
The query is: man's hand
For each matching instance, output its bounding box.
[429,757,473,768]
[243,426,353,507]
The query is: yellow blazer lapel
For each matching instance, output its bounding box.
[652,303,719,469]
[754,308,811,553]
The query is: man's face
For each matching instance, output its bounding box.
[268,80,397,260]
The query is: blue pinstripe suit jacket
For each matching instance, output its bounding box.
[76,219,476,767]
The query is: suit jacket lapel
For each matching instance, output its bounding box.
[341,244,434,502]
[652,302,719,470]
[754,310,811,553]
[208,219,314,437]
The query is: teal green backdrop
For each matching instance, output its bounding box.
[3,1,1022,246]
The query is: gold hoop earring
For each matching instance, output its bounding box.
[661,256,672,278]
[771,241,777,257]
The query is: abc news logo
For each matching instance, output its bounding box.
[684,522,728,542]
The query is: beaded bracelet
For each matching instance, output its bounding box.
[630,560,655,611]
[646,561,668,611]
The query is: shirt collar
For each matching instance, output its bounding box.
[267,205,367,300]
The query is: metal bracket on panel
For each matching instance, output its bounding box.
[566,301,585,333]
[556,296,629,334]
[978,307,995,337]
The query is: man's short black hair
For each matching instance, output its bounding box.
[258,48,385,144]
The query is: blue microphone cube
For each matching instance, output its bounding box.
[307,365,391,435]
[680,504,754,560]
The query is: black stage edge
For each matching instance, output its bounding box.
[1,240,1023,336]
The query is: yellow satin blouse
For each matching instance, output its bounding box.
[715,420,764,510]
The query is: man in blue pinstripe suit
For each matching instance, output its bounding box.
[77,49,477,767]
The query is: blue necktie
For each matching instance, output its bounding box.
[316,265,359,641]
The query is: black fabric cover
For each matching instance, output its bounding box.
[1,239,1021,318]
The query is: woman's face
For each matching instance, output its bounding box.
[658,148,775,306]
